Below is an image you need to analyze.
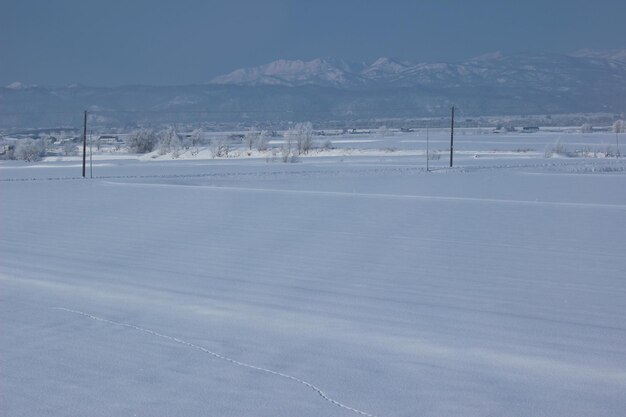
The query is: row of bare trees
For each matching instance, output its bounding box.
[125,122,315,160]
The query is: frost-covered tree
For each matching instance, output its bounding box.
[288,121,313,155]
[379,125,394,136]
[14,139,45,162]
[210,137,230,157]
[126,128,157,153]
[282,132,292,162]
[244,131,259,151]
[544,139,567,158]
[62,141,78,156]
[182,128,203,154]
[255,131,269,151]
[279,133,299,162]
[38,134,51,155]
[190,128,203,147]
[157,127,182,157]
[613,120,625,133]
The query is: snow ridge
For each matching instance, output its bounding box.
[54,307,381,417]
[4,81,37,90]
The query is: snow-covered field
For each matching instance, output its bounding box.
[2,131,625,417]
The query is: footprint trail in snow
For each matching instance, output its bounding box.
[54,307,381,417]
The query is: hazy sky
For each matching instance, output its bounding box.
[2,0,625,87]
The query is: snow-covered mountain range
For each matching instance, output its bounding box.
[212,58,369,88]
[2,50,625,128]
[210,50,626,90]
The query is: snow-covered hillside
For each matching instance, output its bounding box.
[2,131,625,416]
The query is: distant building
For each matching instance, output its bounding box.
[494,125,516,133]
[522,126,539,133]
[98,135,121,144]
[1,143,15,157]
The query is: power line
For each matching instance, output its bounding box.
[0,107,460,117]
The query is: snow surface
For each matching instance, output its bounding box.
[1,131,626,417]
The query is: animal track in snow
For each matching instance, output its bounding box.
[54,307,380,417]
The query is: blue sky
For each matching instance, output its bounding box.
[2,0,625,86]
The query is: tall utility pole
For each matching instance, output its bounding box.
[82,110,87,177]
[449,105,455,168]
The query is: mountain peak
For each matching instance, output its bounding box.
[5,81,36,90]
[468,51,504,62]
[571,48,626,62]
[211,57,365,88]
[367,57,409,72]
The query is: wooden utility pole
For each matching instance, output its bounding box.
[449,106,455,168]
[82,110,87,177]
